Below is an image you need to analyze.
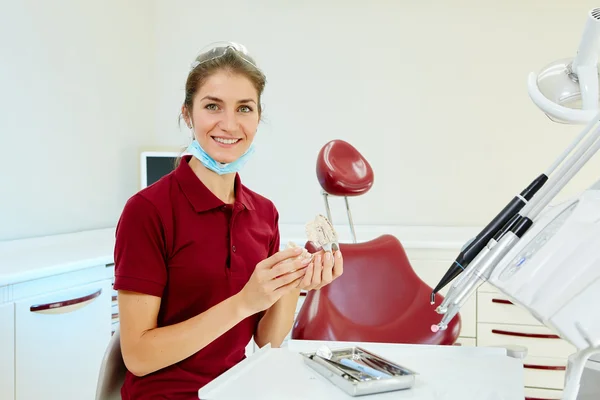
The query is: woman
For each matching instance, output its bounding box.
[113,42,343,399]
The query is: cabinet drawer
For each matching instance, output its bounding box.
[477,323,576,359]
[523,356,566,390]
[15,279,112,400]
[455,337,476,347]
[524,387,562,399]
[477,292,541,326]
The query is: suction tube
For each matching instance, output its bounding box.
[429,173,547,304]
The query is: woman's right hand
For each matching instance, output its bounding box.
[239,247,311,315]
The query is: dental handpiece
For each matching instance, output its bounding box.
[432,232,520,332]
[436,209,527,314]
[435,240,496,314]
[431,113,600,305]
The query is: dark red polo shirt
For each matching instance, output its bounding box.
[113,155,280,399]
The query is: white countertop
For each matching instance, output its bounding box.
[0,223,475,288]
[0,228,115,287]
[199,340,524,400]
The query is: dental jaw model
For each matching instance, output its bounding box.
[305,214,340,252]
[285,214,339,262]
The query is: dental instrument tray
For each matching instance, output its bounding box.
[300,346,418,396]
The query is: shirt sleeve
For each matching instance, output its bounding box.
[268,206,281,257]
[113,193,167,298]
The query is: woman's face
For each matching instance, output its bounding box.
[186,71,260,164]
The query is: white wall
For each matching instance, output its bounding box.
[154,0,600,231]
[0,0,155,241]
[3,1,600,241]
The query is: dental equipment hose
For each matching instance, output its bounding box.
[524,119,600,221]
[430,112,600,304]
[500,113,600,239]
[433,114,600,331]
[430,174,546,304]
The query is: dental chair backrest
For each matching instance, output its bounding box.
[291,234,461,345]
[316,139,374,243]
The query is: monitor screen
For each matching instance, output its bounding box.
[140,151,184,188]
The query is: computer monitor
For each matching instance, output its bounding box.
[140,151,187,188]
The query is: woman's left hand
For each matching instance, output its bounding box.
[297,249,343,291]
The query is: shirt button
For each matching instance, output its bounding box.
[232,245,236,252]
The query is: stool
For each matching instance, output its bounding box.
[316,140,374,242]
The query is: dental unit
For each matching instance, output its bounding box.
[431,8,600,400]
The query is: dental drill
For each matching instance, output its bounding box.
[433,112,600,332]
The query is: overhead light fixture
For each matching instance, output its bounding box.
[528,8,600,124]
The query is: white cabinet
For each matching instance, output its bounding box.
[0,302,15,400]
[14,279,113,400]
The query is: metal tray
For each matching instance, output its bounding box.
[301,346,417,397]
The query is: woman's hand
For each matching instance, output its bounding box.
[239,247,311,315]
[298,249,343,291]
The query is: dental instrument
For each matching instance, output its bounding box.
[432,8,600,400]
[430,107,600,304]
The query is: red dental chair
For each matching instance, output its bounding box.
[291,235,461,345]
[291,139,461,345]
[316,140,374,243]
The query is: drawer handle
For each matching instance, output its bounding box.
[525,397,559,400]
[491,298,513,305]
[524,363,566,371]
[491,329,560,339]
[30,289,102,315]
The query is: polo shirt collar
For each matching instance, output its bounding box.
[175,155,255,212]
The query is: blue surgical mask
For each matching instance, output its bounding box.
[186,139,256,175]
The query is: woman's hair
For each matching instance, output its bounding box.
[181,47,267,123]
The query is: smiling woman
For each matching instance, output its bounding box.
[181,43,266,171]
[111,41,344,400]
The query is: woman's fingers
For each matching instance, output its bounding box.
[319,251,334,288]
[332,250,343,279]
[268,256,310,280]
[259,247,303,271]
[274,275,305,296]
[299,262,314,288]
[270,267,308,291]
[309,253,323,289]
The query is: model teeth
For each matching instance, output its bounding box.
[214,137,239,145]
[305,214,338,247]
